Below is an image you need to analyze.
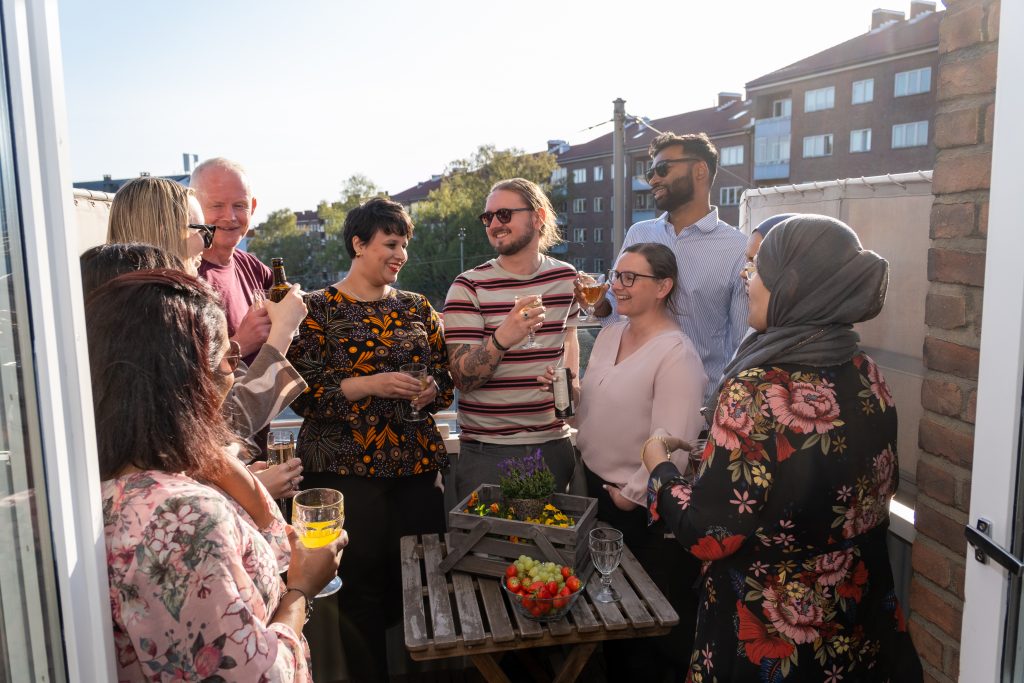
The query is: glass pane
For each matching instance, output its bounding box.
[0,25,67,683]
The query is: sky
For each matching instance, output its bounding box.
[58,0,918,224]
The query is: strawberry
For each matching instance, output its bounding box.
[566,576,581,593]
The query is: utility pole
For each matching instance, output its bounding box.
[458,226,466,272]
[611,98,626,256]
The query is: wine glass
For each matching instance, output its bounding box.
[589,527,624,603]
[400,362,429,422]
[515,295,543,349]
[686,437,709,479]
[578,273,607,320]
[267,431,295,467]
[292,488,345,597]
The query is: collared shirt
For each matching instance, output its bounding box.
[602,207,748,403]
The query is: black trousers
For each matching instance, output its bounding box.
[584,465,700,682]
[300,471,445,683]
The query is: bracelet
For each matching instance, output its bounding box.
[285,587,314,624]
[491,332,510,352]
[641,436,671,463]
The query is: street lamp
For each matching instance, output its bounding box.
[458,226,466,272]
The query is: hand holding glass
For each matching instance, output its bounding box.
[515,295,543,349]
[578,273,607,319]
[267,431,295,466]
[590,527,624,603]
[292,488,344,597]
[400,363,429,422]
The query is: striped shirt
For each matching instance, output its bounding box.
[444,256,580,445]
[603,207,748,403]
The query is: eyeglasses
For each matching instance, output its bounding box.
[644,157,703,182]
[740,260,757,280]
[188,223,217,249]
[478,207,532,227]
[608,269,660,288]
[215,340,241,376]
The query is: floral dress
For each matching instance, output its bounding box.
[103,470,310,682]
[648,353,922,682]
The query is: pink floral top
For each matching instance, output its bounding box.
[647,353,922,682]
[103,470,311,682]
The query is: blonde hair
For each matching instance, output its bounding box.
[107,177,194,266]
[489,178,564,252]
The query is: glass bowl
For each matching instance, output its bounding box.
[501,576,585,622]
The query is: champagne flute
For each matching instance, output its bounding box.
[267,431,295,467]
[589,527,624,603]
[515,295,543,349]
[400,362,429,422]
[578,273,607,320]
[292,488,344,597]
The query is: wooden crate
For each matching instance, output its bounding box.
[439,484,598,579]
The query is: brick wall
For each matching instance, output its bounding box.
[909,1,999,681]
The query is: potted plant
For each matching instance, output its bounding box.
[497,450,556,521]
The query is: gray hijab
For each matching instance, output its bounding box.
[706,214,889,417]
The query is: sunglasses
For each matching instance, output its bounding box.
[608,269,660,288]
[644,157,703,182]
[188,223,217,249]
[478,207,532,227]
[215,340,241,376]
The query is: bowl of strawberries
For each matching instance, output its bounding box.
[501,554,585,622]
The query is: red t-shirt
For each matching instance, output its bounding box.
[199,250,273,363]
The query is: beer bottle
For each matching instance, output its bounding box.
[269,257,291,302]
[553,367,574,419]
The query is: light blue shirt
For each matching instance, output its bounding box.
[603,207,749,403]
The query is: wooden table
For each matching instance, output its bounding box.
[400,531,679,683]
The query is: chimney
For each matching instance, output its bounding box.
[547,139,568,153]
[910,0,935,18]
[102,174,111,181]
[871,8,904,29]
[717,92,741,107]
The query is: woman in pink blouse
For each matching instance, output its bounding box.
[87,269,346,681]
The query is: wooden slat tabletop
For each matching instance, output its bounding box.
[400,532,680,662]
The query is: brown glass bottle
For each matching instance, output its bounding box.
[269,258,291,302]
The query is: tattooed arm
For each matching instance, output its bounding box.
[448,338,506,392]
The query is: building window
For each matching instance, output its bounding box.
[772,98,792,118]
[850,128,872,153]
[594,258,605,273]
[633,159,647,178]
[719,186,742,206]
[593,197,604,212]
[593,166,604,181]
[755,135,791,164]
[852,78,874,104]
[572,198,586,213]
[572,168,587,184]
[892,121,929,148]
[573,228,587,242]
[802,134,834,158]
[894,67,931,97]
[551,167,567,185]
[557,200,568,213]
[720,145,744,166]
[804,86,835,112]
[573,257,587,270]
[594,227,604,243]
[634,193,653,210]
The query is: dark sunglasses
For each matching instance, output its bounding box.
[215,340,241,376]
[478,207,532,227]
[644,157,703,182]
[188,223,217,249]
[608,269,660,288]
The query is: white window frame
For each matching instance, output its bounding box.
[719,186,742,206]
[772,98,792,118]
[720,145,744,166]
[891,121,929,148]
[572,168,587,184]
[572,198,586,213]
[573,228,587,242]
[593,227,604,243]
[804,86,835,112]
[850,128,872,153]
[593,258,605,273]
[755,135,791,164]
[572,257,587,270]
[894,67,932,97]
[592,197,603,213]
[852,78,874,104]
[802,133,834,158]
[551,167,567,185]
[593,166,604,182]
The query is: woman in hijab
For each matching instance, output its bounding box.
[640,215,922,682]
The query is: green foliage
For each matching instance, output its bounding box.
[497,450,556,500]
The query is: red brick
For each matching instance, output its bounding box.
[950,647,961,680]
[934,107,980,148]
[965,388,977,423]
[910,579,963,638]
[984,101,995,144]
[918,459,957,506]
[923,337,980,380]
[912,540,954,588]
[978,200,988,237]
[916,502,968,554]
[932,149,993,194]
[951,560,966,600]
[925,292,968,329]
[938,50,998,99]
[919,416,975,466]
[939,3,985,53]
[957,474,972,512]
[921,377,964,415]
[909,620,944,670]
[928,248,986,287]
[986,0,1000,41]
[930,202,975,239]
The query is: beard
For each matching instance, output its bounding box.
[654,175,696,213]
[492,228,536,257]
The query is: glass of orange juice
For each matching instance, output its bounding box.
[292,488,344,597]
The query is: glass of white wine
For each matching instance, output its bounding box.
[400,362,429,422]
[292,488,344,597]
[515,295,543,349]
[589,527,624,603]
[267,431,295,466]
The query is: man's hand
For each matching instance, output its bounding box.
[233,303,272,357]
[493,295,545,348]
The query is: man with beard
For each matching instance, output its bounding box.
[592,132,748,403]
[443,178,581,503]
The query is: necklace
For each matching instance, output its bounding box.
[336,279,389,302]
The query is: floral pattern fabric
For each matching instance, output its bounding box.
[103,470,309,682]
[648,353,921,682]
[287,287,454,477]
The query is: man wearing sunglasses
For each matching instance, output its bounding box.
[443,178,582,505]
[589,132,748,404]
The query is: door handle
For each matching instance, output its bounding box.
[965,518,1024,575]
